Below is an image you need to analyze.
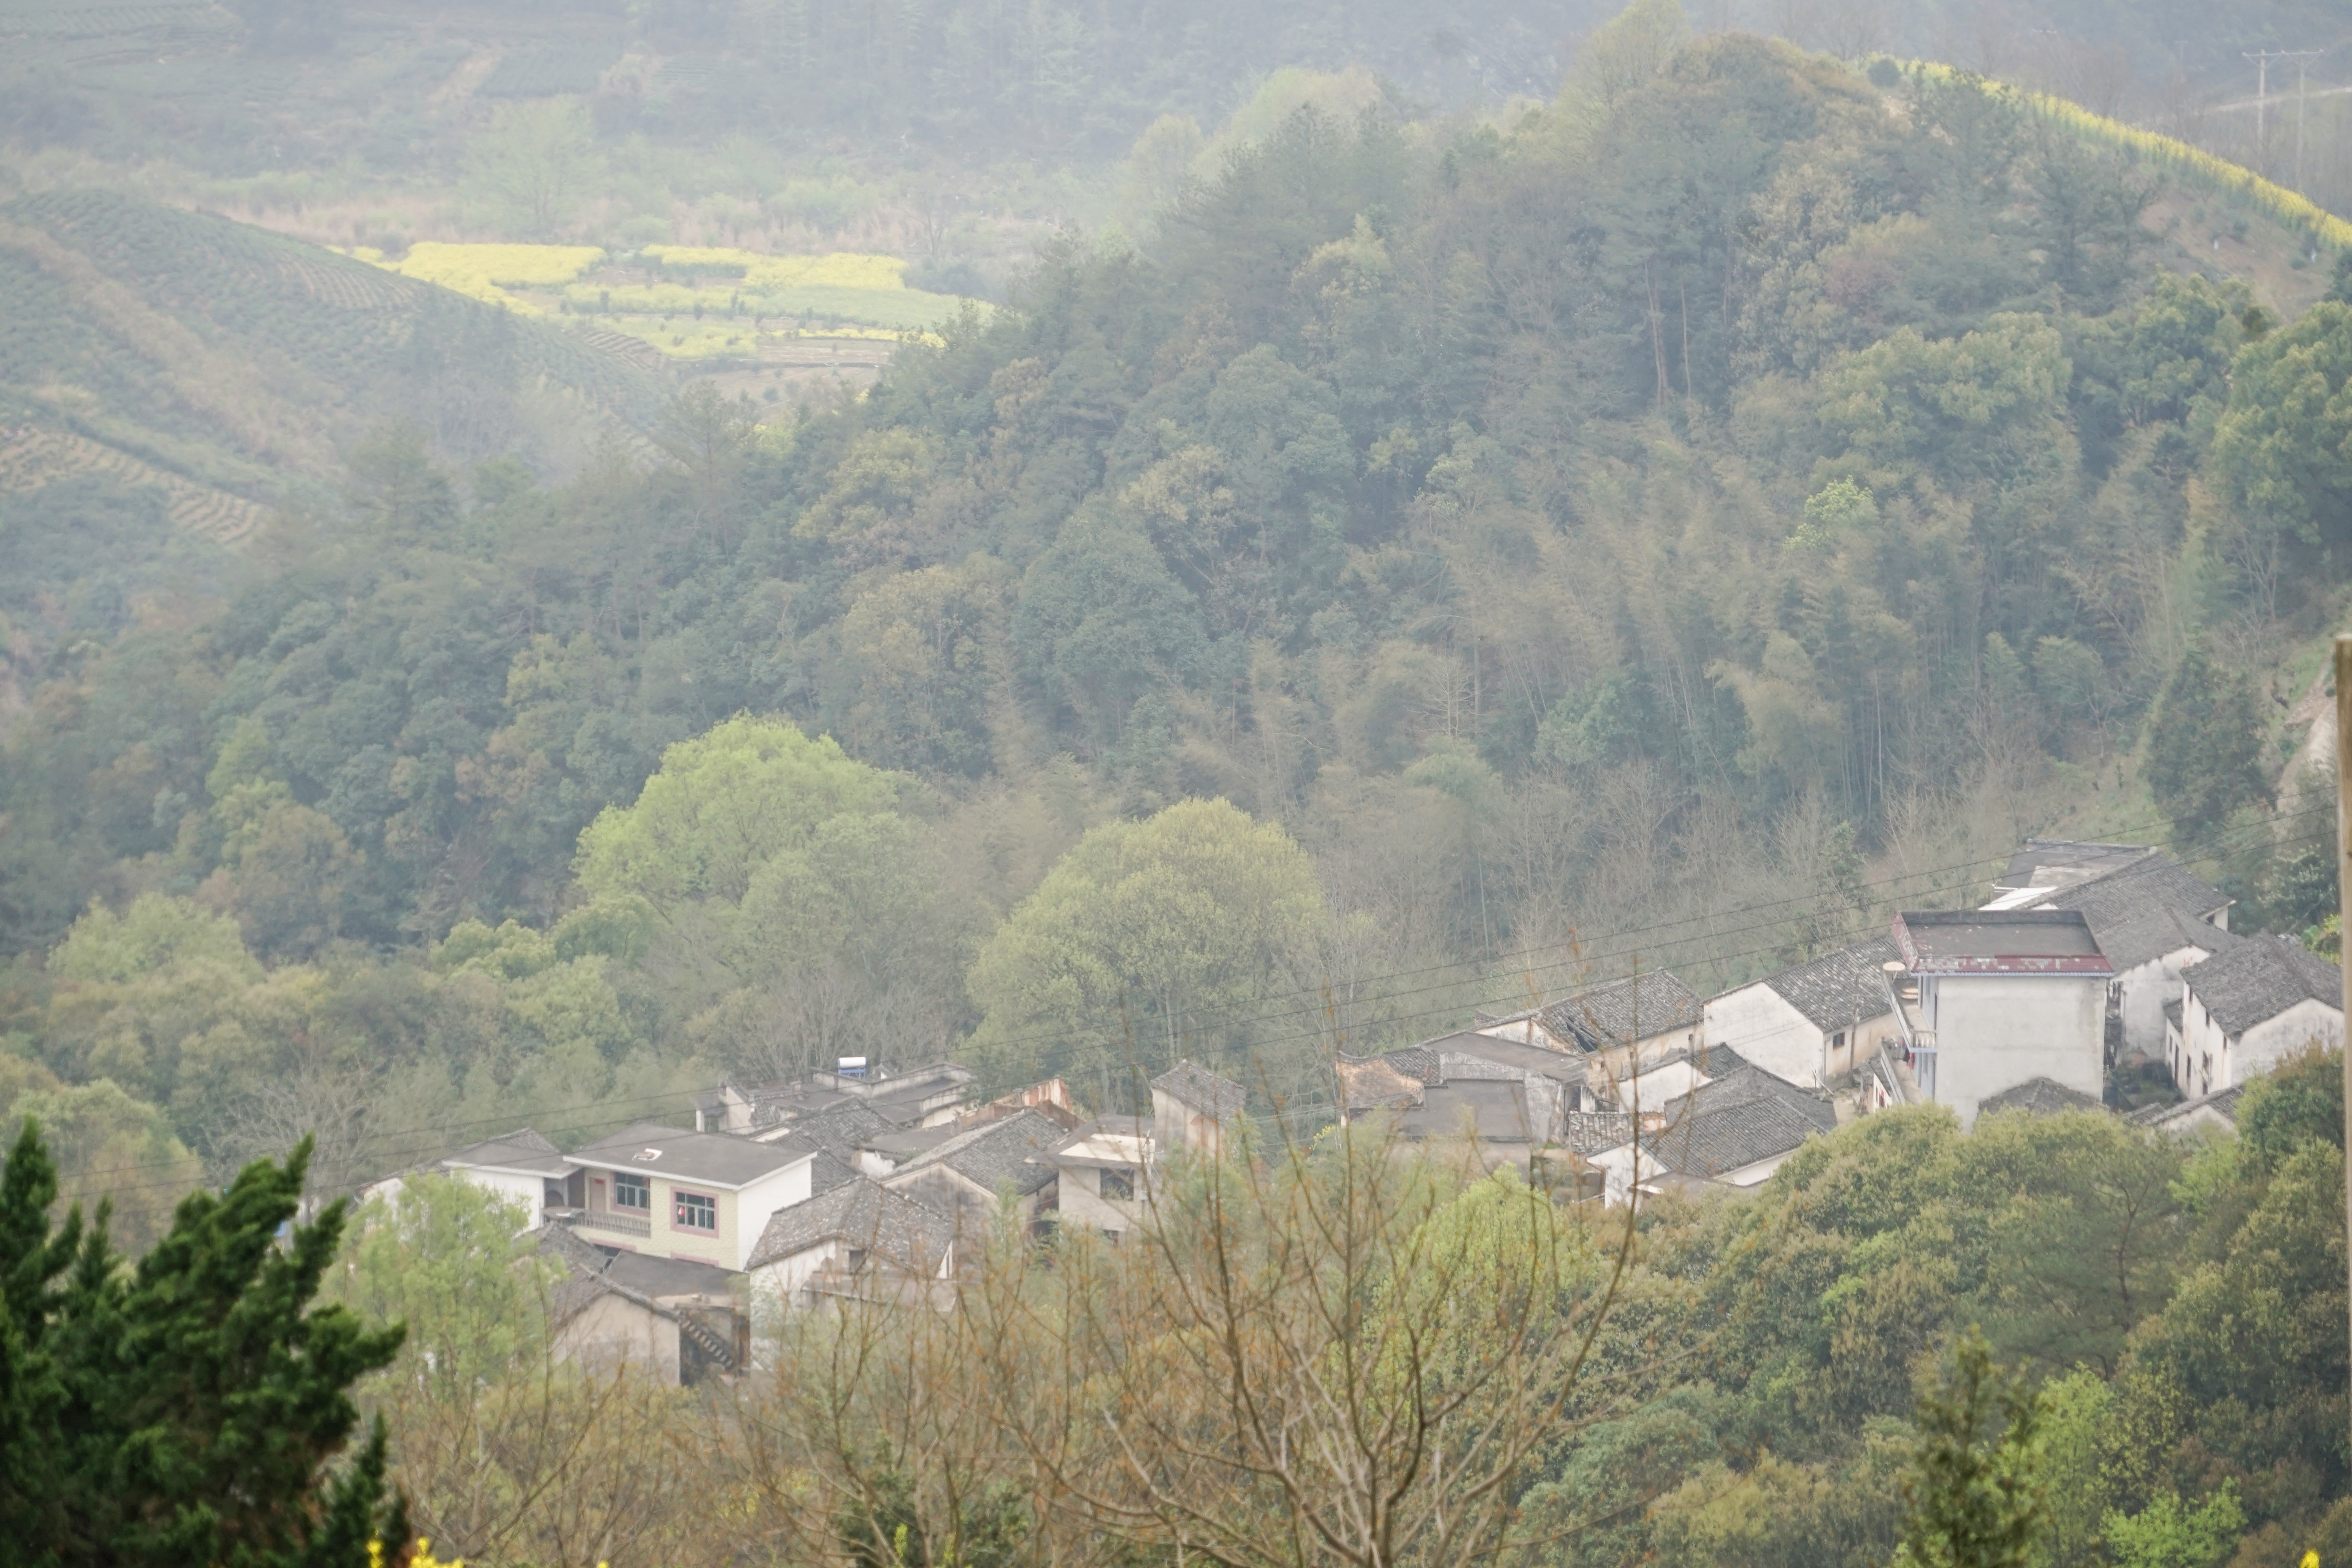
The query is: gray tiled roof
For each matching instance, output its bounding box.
[1996,839,2158,891]
[1400,1080,1534,1142]
[793,1100,897,1162]
[1757,939,1900,1031]
[570,1121,816,1187]
[2127,1083,2246,1128]
[1557,1110,1639,1154]
[1152,1060,1248,1119]
[1381,1044,1441,1085]
[896,1108,1062,1198]
[540,1224,740,1325]
[2163,998,2184,1029]
[1541,972,1702,1052]
[1642,1064,1835,1178]
[443,1127,570,1177]
[806,1149,863,1198]
[1977,1076,2107,1117]
[1429,1031,1590,1085]
[2185,935,2342,1039]
[745,1175,955,1272]
[2036,855,2234,971]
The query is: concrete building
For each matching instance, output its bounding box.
[1887,909,2112,1129]
[566,1121,822,1272]
[2167,935,2344,1098]
[1701,939,1901,1088]
[367,1127,580,1230]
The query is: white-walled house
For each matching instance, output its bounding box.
[1590,1061,1836,1204]
[1052,1118,1154,1240]
[744,1172,955,1310]
[1151,1062,1247,1157]
[542,1225,748,1386]
[361,1128,580,1230]
[1476,972,1704,1076]
[880,1108,1063,1238]
[1887,910,2112,1129]
[566,1120,822,1272]
[2169,936,2344,1098]
[1702,940,1901,1088]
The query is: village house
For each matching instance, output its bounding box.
[879,1107,1064,1238]
[695,1060,978,1136]
[1151,1061,1247,1157]
[1886,909,2112,1129]
[2129,1082,2247,1135]
[1984,845,2234,1063]
[566,1120,822,1272]
[367,1127,581,1230]
[743,1169,956,1310]
[540,1224,748,1387]
[1051,1116,1155,1240]
[2166,935,2344,1098]
[1590,1059,1836,1204]
[1701,939,1901,1089]
[1473,973,1704,1089]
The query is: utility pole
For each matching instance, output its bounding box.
[2246,48,2323,177]
[2297,50,2325,191]
[2335,633,2352,1463]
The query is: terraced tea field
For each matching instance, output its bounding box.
[0,192,673,542]
[0,425,269,544]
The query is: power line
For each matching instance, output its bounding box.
[51,798,2321,1202]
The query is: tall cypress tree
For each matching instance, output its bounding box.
[0,1121,407,1567]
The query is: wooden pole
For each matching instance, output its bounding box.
[2335,633,2352,1443]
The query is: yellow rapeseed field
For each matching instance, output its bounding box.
[641,245,909,290]
[1887,60,2352,250]
[341,243,607,313]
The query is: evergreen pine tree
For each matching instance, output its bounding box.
[1893,1327,2049,1568]
[0,1120,407,1567]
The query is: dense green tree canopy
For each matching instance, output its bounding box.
[967,797,1325,1098]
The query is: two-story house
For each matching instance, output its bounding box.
[566,1121,822,1272]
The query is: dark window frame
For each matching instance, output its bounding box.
[673,1189,719,1232]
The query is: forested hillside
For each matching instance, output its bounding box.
[11,5,2352,1565]
[8,16,2351,1182]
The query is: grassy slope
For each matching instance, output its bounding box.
[0,190,673,534]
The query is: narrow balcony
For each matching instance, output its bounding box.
[574,1208,652,1238]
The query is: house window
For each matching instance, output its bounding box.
[615,1172,651,1212]
[1100,1167,1135,1201]
[846,1248,867,1274]
[674,1191,718,1232]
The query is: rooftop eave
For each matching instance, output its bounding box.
[1904,953,2113,976]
